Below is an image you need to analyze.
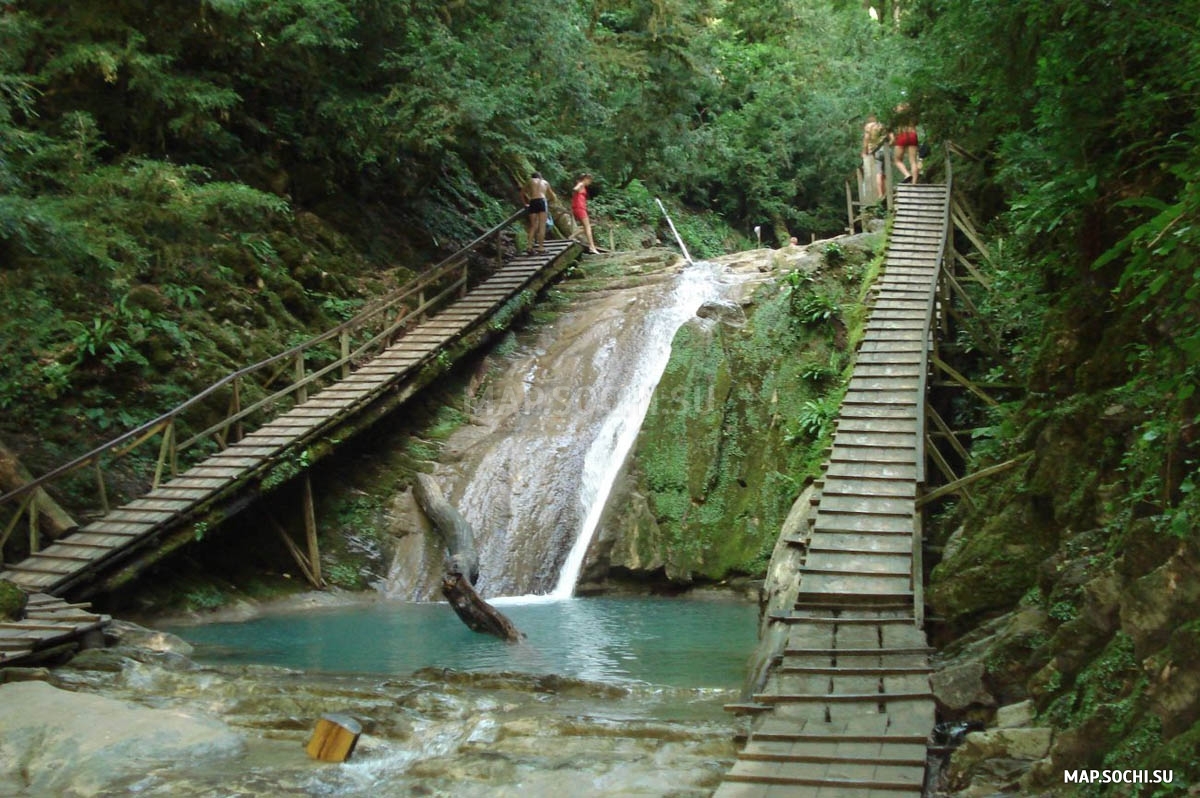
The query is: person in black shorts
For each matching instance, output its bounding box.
[520,172,556,254]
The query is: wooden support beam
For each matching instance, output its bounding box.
[926,404,970,462]
[954,250,992,290]
[303,475,323,587]
[952,200,995,269]
[269,515,320,588]
[944,271,1002,357]
[917,454,1030,508]
[924,434,977,512]
[931,355,999,406]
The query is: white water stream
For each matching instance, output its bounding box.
[387,259,741,602]
[546,262,729,599]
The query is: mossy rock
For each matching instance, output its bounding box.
[0,579,27,621]
[929,499,1056,623]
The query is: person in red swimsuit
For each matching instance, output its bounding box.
[892,103,920,184]
[571,174,599,254]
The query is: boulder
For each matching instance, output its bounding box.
[994,699,1035,728]
[695,299,746,327]
[931,659,996,716]
[0,680,244,795]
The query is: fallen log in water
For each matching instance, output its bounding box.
[413,472,521,642]
[442,572,523,642]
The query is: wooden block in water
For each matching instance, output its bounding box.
[305,713,362,763]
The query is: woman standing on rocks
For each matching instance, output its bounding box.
[572,174,600,255]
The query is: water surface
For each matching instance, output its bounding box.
[170,595,756,689]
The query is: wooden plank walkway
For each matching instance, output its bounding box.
[0,593,109,666]
[716,183,949,797]
[0,240,578,600]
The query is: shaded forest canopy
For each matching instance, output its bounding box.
[0,0,913,453]
[1,0,1199,785]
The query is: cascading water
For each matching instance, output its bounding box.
[388,258,739,601]
[548,263,729,599]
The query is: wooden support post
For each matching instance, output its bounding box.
[303,475,322,587]
[944,270,1002,357]
[951,201,995,268]
[306,714,361,762]
[461,262,469,298]
[927,404,971,462]
[954,250,993,289]
[917,455,1030,508]
[268,515,320,587]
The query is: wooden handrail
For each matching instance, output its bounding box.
[0,208,528,510]
[914,155,954,486]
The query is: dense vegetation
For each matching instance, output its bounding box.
[907,0,1200,790]
[0,0,912,466]
[2,0,1198,788]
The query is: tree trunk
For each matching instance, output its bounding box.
[412,473,479,584]
[441,572,523,642]
[0,440,78,540]
[413,472,522,642]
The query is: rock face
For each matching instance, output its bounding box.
[0,680,244,795]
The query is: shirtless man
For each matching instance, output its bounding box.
[520,171,556,254]
[862,114,887,199]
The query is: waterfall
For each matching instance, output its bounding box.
[387,258,737,603]
[548,263,727,598]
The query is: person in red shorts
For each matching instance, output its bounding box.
[571,173,599,254]
[892,103,920,184]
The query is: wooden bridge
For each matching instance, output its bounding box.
[716,181,954,796]
[1,214,578,662]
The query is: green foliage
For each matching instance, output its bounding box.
[792,291,841,325]
[791,397,838,441]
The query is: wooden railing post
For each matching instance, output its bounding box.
[28,501,39,553]
[461,261,469,298]
[231,376,244,444]
[340,331,351,379]
[845,180,855,234]
[153,420,174,489]
[95,460,109,513]
[294,352,308,405]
